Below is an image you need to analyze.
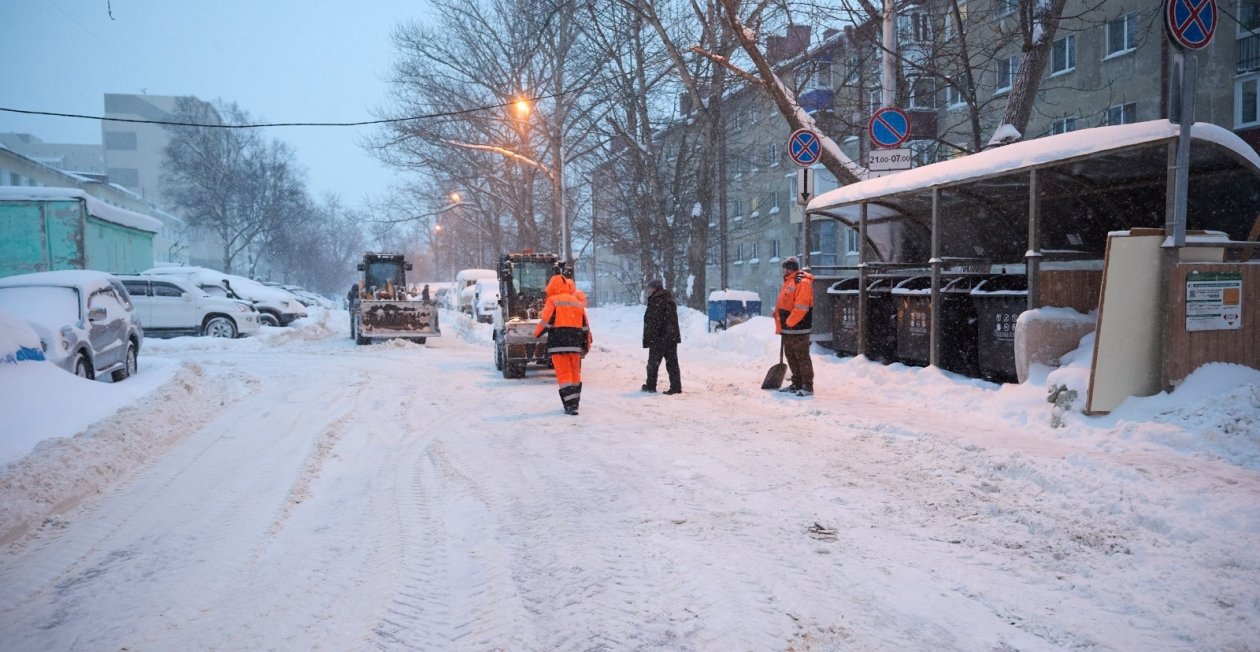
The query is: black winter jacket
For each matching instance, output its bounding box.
[642,289,682,348]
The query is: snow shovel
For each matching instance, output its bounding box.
[761,342,787,390]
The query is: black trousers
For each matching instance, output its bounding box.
[782,333,814,389]
[645,343,681,390]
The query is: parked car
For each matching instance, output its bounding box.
[141,266,307,327]
[116,275,260,338]
[274,283,334,310]
[472,278,499,324]
[0,270,143,381]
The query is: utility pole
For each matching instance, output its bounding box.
[882,0,898,108]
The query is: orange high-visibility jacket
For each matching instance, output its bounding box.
[534,275,591,353]
[774,269,814,335]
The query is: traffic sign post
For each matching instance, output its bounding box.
[867,148,912,172]
[787,128,822,167]
[869,107,910,149]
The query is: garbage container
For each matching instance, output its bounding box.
[828,278,861,356]
[707,290,761,332]
[866,278,898,363]
[970,274,1028,382]
[893,276,985,372]
[893,276,933,367]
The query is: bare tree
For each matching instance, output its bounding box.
[162,98,302,274]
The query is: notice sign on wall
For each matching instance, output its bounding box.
[1186,271,1243,331]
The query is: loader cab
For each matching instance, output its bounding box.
[498,255,560,320]
[358,255,411,295]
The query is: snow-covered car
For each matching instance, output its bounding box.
[116,275,260,338]
[472,278,499,323]
[141,266,307,327]
[0,309,46,364]
[0,270,142,381]
[277,284,334,310]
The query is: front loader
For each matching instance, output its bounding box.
[349,252,440,345]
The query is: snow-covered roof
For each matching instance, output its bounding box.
[808,121,1260,217]
[0,186,163,233]
[802,121,1260,263]
[0,269,120,294]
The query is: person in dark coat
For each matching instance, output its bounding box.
[641,278,682,394]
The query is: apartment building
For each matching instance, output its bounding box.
[702,0,1259,316]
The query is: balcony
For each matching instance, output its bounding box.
[1240,34,1260,73]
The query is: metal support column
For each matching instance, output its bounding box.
[929,187,941,368]
[1027,168,1041,310]
[858,203,869,357]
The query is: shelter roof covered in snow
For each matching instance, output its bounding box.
[806,121,1260,263]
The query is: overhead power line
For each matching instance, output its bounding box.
[0,94,565,129]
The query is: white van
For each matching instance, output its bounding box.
[471,278,500,323]
[453,268,497,315]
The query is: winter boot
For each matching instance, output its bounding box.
[641,383,656,393]
[561,383,582,415]
[795,385,814,397]
[663,387,682,395]
[779,383,801,393]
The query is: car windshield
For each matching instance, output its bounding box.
[512,261,553,296]
[0,286,82,329]
[365,262,405,291]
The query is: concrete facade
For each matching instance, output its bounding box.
[689,0,1260,320]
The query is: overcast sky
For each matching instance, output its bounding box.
[0,0,432,206]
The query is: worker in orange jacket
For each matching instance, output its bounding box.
[774,257,815,396]
[534,274,592,415]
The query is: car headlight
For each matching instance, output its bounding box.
[236,304,250,313]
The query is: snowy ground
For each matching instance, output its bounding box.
[0,305,1257,651]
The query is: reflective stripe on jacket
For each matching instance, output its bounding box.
[534,275,591,353]
[775,270,814,335]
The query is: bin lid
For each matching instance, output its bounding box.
[891,275,933,296]
[826,277,862,294]
[971,274,1028,295]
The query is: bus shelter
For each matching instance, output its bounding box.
[805,120,1260,391]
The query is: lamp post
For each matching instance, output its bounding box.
[514,97,570,265]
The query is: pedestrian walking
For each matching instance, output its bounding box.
[421,284,431,302]
[533,274,592,415]
[774,257,815,396]
[641,279,682,394]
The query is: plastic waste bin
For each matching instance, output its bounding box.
[970,274,1028,382]
[893,276,933,367]
[827,277,896,361]
[707,292,762,332]
[827,278,862,356]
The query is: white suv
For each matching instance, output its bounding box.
[117,275,260,338]
[141,266,307,327]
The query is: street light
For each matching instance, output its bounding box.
[507,96,569,264]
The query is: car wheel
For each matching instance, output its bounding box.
[259,312,281,327]
[73,351,94,380]
[111,341,137,381]
[203,316,238,338]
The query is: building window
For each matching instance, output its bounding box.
[1240,1,1260,73]
[995,55,1017,94]
[1239,75,1260,128]
[945,82,967,109]
[909,77,938,109]
[1107,102,1136,125]
[104,131,138,151]
[945,1,968,40]
[769,191,780,214]
[995,0,1016,18]
[845,227,860,254]
[767,143,779,167]
[1106,13,1137,56]
[1048,116,1078,135]
[867,88,882,115]
[898,11,932,43]
[734,242,743,262]
[749,242,759,260]
[1051,35,1076,75]
[733,199,744,220]
[770,239,781,260]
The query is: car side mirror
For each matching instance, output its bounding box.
[88,306,107,322]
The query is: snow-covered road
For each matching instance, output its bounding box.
[1,307,1257,651]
